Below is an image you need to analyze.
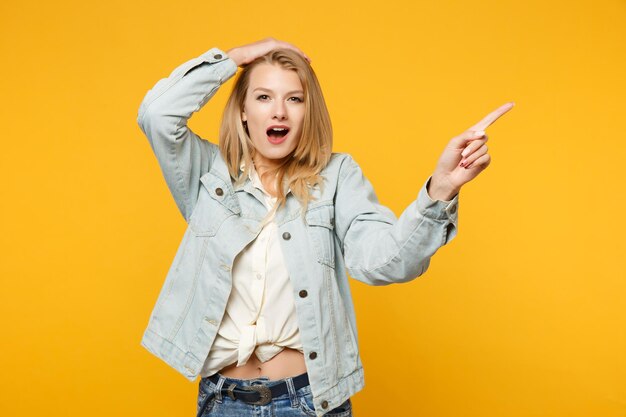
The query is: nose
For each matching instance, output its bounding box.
[273,101,287,120]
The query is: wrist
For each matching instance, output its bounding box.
[428,175,459,201]
[225,47,244,66]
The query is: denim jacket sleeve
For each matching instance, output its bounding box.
[136,47,238,222]
[334,155,459,286]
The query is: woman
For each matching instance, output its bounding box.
[136,38,513,417]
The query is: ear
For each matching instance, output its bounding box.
[241,110,247,122]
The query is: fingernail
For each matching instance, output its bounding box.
[475,130,485,137]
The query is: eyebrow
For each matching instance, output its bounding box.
[252,87,304,95]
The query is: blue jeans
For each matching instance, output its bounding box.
[197,372,353,417]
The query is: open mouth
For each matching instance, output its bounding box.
[266,127,290,144]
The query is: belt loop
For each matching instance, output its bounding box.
[285,376,299,408]
[214,375,227,403]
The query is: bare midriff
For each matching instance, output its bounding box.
[218,347,307,381]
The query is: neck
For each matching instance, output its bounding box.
[252,155,285,178]
[252,157,281,197]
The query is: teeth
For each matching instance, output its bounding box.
[272,128,286,131]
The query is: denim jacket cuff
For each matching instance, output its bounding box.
[417,176,459,224]
[198,47,238,81]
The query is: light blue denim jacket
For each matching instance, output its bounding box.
[137,47,459,416]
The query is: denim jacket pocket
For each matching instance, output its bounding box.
[189,174,239,236]
[305,203,336,269]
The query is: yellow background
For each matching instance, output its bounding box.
[1,0,624,415]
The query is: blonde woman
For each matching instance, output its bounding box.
[136,37,514,417]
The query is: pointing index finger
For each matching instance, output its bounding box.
[470,102,515,132]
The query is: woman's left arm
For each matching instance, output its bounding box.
[333,155,459,286]
[334,102,514,286]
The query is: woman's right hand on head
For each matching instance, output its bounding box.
[226,38,311,67]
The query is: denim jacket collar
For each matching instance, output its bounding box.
[200,153,303,225]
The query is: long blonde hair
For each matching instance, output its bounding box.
[218,48,332,222]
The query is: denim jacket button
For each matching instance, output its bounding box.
[299,290,308,298]
[215,187,224,196]
[321,400,329,409]
[449,204,457,214]
[309,351,317,360]
[214,54,223,59]
[282,232,291,240]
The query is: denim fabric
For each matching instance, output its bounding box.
[137,46,460,417]
[197,373,352,417]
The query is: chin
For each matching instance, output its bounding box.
[257,149,293,162]
[253,142,297,163]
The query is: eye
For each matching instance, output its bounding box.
[256,94,270,100]
[289,97,304,103]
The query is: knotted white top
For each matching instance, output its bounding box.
[200,161,303,377]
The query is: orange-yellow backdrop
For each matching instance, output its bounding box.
[1,0,624,416]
